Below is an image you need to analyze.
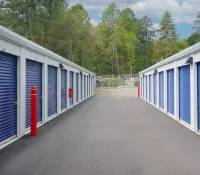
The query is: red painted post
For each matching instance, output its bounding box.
[138,85,140,98]
[31,86,37,136]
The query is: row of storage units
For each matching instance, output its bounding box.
[140,42,200,134]
[0,26,95,149]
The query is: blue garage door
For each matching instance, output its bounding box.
[141,77,143,98]
[48,65,57,117]
[153,74,157,105]
[76,73,79,103]
[145,76,147,100]
[26,59,42,128]
[84,75,86,98]
[159,72,164,109]
[87,76,89,97]
[80,74,83,100]
[167,69,174,115]
[0,52,17,144]
[197,63,200,130]
[143,77,144,99]
[61,69,67,110]
[179,65,190,124]
[149,75,151,102]
[69,71,74,106]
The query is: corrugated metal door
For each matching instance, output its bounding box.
[141,77,143,98]
[87,76,89,97]
[48,65,57,117]
[26,59,42,128]
[81,74,83,100]
[197,63,200,130]
[84,75,86,98]
[143,76,144,98]
[149,75,151,102]
[69,71,74,106]
[61,69,67,110]
[76,73,79,103]
[145,76,147,100]
[159,72,164,109]
[0,52,17,144]
[167,69,174,115]
[153,74,157,105]
[179,65,190,124]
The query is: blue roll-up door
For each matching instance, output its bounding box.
[197,63,200,130]
[69,71,74,106]
[167,69,174,115]
[87,76,89,97]
[81,74,83,100]
[149,75,151,102]
[141,77,143,98]
[159,72,164,109]
[48,65,57,117]
[0,52,17,144]
[61,69,67,110]
[26,59,42,128]
[179,65,190,124]
[76,73,79,103]
[84,75,86,98]
[153,74,157,105]
[145,76,147,100]
[143,77,144,99]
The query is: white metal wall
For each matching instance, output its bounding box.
[140,44,200,134]
[0,26,95,150]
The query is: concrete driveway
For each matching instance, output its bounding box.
[1,95,200,175]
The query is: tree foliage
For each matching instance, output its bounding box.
[0,1,191,75]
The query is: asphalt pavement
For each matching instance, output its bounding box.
[1,95,200,175]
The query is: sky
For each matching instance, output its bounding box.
[68,0,200,38]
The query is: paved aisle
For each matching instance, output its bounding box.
[1,95,200,175]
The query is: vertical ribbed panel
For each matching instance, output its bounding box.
[84,75,86,98]
[153,74,157,105]
[0,52,17,143]
[81,74,83,100]
[141,77,143,97]
[167,69,174,115]
[198,64,200,129]
[61,69,67,110]
[26,59,42,128]
[145,76,147,100]
[179,65,190,124]
[69,71,74,106]
[76,73,79,103]
[48,65,57,117]
[149,75,151,102]
[159,72,164,109]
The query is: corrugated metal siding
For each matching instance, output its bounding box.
[159,72,164,109]
[167,69,174,115]
[179,65,190,124]
[87,76,89,97]
[153,74,157,105]
[76,73,79,103]
[149,75,151,102]
[0,52,17,144]
[61,69,67,110]
[48,65,57,117]
[26,59,42,128]
[69,71,74,106]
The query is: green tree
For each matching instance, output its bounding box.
[188,33,200,46]
[159,11,177,58]
[194,12,200,34]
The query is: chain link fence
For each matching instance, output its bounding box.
[96,74,139,88]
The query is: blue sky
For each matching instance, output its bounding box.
[68,0,199,38]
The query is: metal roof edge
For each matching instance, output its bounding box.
[139,42,200,75]
[0,25,95,75]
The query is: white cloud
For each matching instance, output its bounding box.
[68,0,200,24]
[90,19,99,26]
[153,23,160,31]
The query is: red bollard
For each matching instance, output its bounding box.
[138,85,140,98]
[31,86,37,136]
